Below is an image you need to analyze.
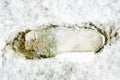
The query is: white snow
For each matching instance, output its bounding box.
[56,52,95,63]
[56,28,104,53]
[0,0,120,80]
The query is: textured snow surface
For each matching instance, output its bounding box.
[0,0,120,80]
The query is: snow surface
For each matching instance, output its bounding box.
[56,28,104,53]
[0,0,120,80]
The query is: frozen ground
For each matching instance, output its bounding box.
[0,0,120,80]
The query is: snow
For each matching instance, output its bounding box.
[56,28,104,53]
[0,0,120,80]
[56,52,95,63]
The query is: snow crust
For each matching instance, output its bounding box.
[0,0,120,80]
